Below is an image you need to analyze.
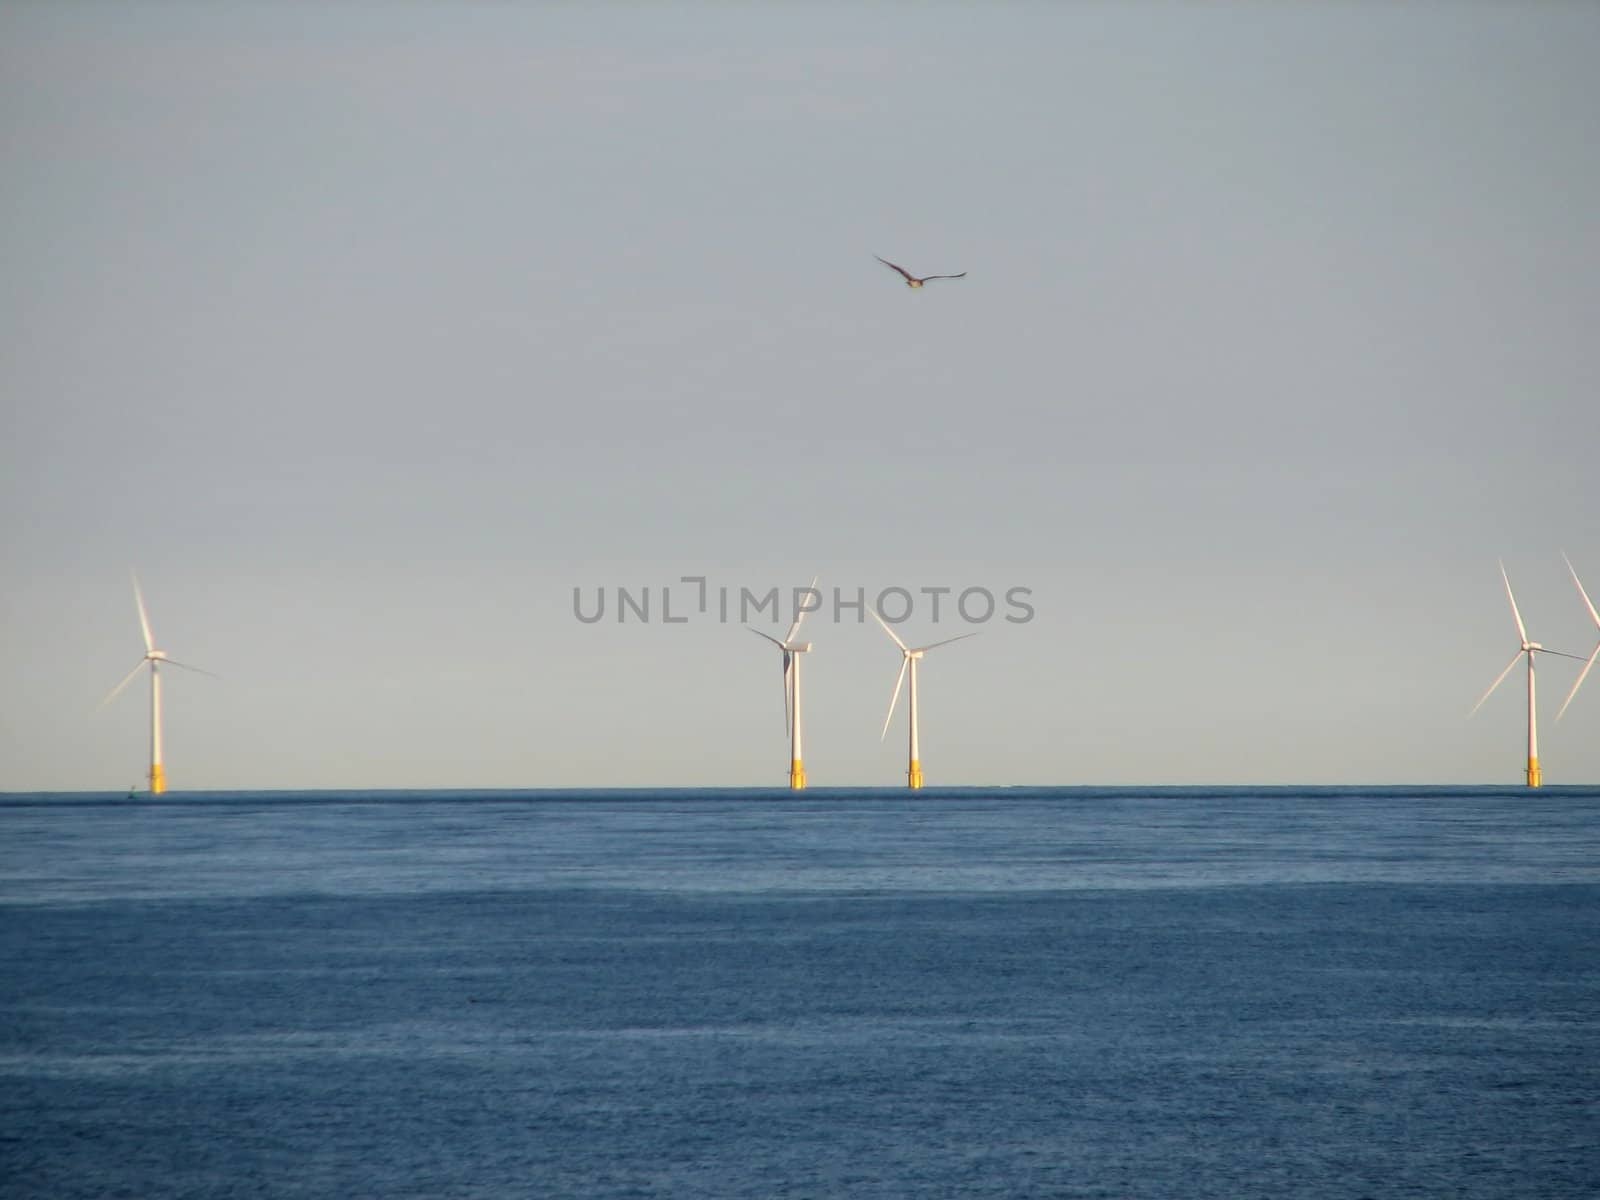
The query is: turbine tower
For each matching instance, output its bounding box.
[1557,552,1600,721]
[102,572,212,794]
[1470,562,1583,788]
[747,578,818,790]
[871,609,974,789]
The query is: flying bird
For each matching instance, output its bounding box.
[875,256,966,289]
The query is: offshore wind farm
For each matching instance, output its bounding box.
[96,555,1600,794]
[5,7,1600,1200]
[4,4,1598,794]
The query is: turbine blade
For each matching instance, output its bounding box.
[915,632,979,653]
[132,571,155,653]
[1556,644,1600,720]
[100,660,147,708]
[1500,561,1528,645]
[1470,650,1525,717]
[784,575,820,645]
[870,607,909,652]
[746,626,786,649]
[782,652,792,735]
[880,658,909,741]
[1563,551,1600,630]
[1534,647,1593,663]
[162,659,219,678]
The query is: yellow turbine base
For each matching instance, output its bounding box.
[149,763,166,795]
[1527,757,1542,788]
[790,759,806,791]
[907,760,923,790]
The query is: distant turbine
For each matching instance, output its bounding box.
[101,572,213,794]
[747,578,818,790]
[874,256,967,289]
[1557,552,1600,720]
[1469,562,1584,788]
[871,609,974,789]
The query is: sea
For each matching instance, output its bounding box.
[2,786,1597,1199]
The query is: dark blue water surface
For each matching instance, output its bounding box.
[2,787,1597,1198]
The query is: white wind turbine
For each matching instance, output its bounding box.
[747,578,818,790]
[1470,561,1584,788]
[102,572,213,794]
[871,609,974,790]
[1557,552,1600,721]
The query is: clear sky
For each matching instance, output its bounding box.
[3,1,1598,791]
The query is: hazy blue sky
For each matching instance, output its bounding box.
[3,2,1598,790]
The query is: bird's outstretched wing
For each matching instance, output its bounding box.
[921,272,967,282]
[874,256,917,282]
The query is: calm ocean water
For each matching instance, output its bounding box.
[2,786,1597,1199]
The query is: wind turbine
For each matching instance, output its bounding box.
[871,609,974,789]
[1470,562,1584,788]
[102,572,213,794]
[1557,552,1600,721]
[747,578,818,790]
